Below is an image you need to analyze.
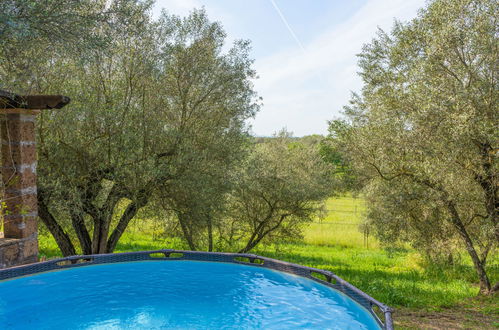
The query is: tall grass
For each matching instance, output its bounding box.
[254,196,494,308]
[303,197,378,248]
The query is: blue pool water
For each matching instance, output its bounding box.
[0,261,380,329]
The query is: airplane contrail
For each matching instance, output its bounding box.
[269,0,306,53]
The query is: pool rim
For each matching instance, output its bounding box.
[0,249,393,329]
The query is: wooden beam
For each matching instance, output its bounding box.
[0,89,70,110]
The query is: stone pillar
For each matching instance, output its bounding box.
[0,110,40,267]
[0,90,69,268]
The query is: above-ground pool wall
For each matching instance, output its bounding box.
[0,250,394,329]
[0,90,70,269]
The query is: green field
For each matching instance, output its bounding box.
[38,196,498,328]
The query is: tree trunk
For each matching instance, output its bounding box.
[206,214,213,252]
[239,227,262,253]
[239,214,290,253]
[446,200,492,294]
[38,178,149,256]
[239,236,262,253]
[178,213,197,250]
[38,196,76,257]
[91,217,110,254]
[106,201,139,252]
[69,209,92,255]
[475,142,498,243]
[405,174,494,295]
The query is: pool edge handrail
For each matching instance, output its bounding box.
[0,249,394,329]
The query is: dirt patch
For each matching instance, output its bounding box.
[394,296,499,329]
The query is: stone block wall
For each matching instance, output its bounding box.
[0,237,38,268]
[0,111,40,268]
[0,91,69,269]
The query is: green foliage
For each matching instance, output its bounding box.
[1,1,328,256]
[152,10,260,252]
[0,0,153,93]
[161,130,334,252]
[337,0,498,293]
[222,131,333,252]
[320,119,359,192]
[6,6,260,256]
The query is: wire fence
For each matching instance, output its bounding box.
[307,219,373,249]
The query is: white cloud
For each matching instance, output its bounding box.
[251,0,426,136]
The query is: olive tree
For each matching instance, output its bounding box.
[319,119,359,193]
[0,0,149,93]
[154,11,259,251]
[339,0,497,293]
[35,8,259,255]
[222,131,333,253]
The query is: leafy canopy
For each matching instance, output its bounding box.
[337,0,498,293]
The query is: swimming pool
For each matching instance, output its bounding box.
[0,250,392,329]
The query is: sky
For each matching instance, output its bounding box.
[152,0,427,137]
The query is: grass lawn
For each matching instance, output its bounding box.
[38,196,498,329]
